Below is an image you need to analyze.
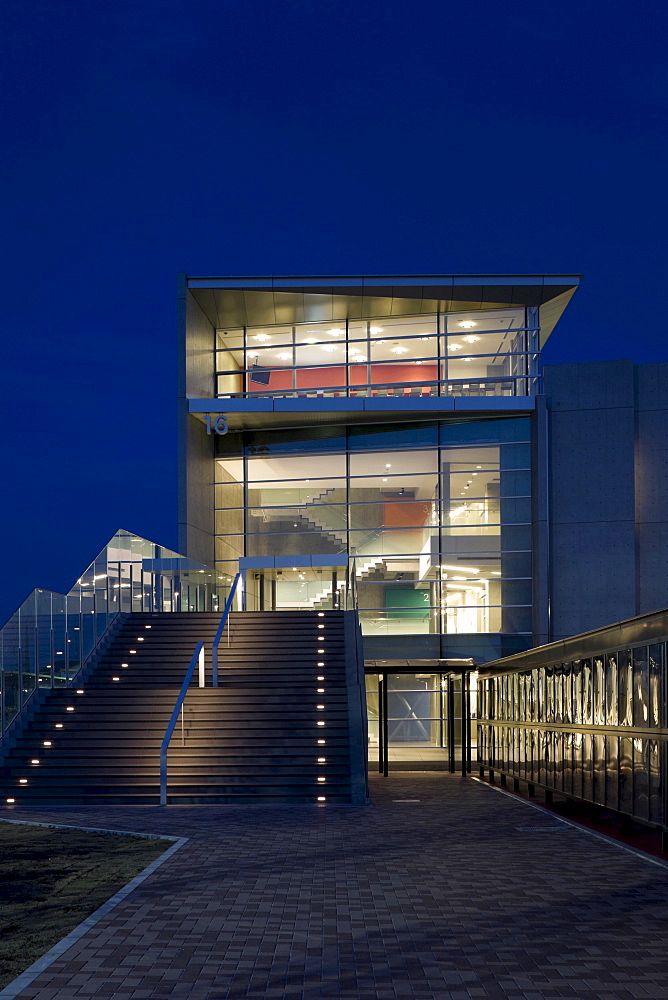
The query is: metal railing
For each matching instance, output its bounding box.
[159,641,204,807]
[344,559,358,611]
[219,374,541,401]
[211,572,241,687]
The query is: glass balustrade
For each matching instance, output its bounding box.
[0,529,229,737]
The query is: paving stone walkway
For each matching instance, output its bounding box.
[2,772,668,1000]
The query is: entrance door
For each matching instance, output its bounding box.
[366,671,476,772]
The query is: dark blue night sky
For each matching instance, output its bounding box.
[1,0,666,623]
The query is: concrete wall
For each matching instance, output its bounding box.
[635,364,668,615]
[177,279,216,565]
[545,360,668,640]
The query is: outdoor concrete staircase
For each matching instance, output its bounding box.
[170,611,363,804]
[0,613,221,805]
[0,611,367,806]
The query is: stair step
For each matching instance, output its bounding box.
[2,610,360,805]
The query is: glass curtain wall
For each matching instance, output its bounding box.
[214,308,540,399]
[0,530,228,736]
[214,417,533,636]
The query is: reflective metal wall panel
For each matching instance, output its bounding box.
[478,629,668,832]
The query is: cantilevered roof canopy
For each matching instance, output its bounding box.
[186,273,580,348]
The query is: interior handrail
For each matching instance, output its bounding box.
[159,640,204,807]
[229,372,539,400]
[211,571,241,687]
[345,558,358,611]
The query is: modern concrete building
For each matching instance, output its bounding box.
[4,272,668,803]
[179,274,668,650]
[179,274,573,661]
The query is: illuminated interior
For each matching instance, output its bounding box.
[214,308,539,398]
[214,420,533,638]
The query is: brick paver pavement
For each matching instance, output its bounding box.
[2,772,668,1000]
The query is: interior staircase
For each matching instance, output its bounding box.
[0,610,367,806]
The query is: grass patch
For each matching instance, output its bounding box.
[0,822,169,989]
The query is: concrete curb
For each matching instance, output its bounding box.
[0,819,188,1000]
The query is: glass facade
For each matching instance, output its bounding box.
[214,307,540,399]
[366,672,477,755]
[214,416,533,638]
[478,640,667,825]
[0,530,229,737]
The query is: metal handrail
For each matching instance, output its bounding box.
[159,640,204,806]
[211,571,241,687]
[349,527,383,554]
[345,559,358,611]
[224,373,540,401]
